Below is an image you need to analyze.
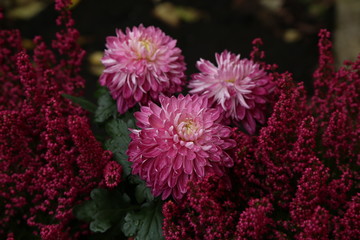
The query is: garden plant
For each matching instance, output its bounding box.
[0,0,359,239]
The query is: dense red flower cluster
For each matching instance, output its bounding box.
[235,198,275,239]
[0,28,23,111]
[0,1,112,238]
[162,174,238,240]
[162,30,360,239]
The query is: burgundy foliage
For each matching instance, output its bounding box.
[0,0,111,238]
[162,30,360,239]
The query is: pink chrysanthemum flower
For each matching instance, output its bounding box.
[127,94,236,201]
[188,50,275,134]
[99,24,186,114]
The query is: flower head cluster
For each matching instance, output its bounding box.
[188,50,275,134]
[127,94,235,201]
[104,161,123,188]
[100,24,186,114]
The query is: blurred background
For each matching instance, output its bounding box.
[1,0,359,99]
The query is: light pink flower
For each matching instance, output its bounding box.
[188,50,274,134]
[127,94,236,201]
[99,25,186,114]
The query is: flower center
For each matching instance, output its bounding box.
[139,39,152,52]
[177,118,202,141]
[183,120,197,134]
[225,78,236,83]
[135,39,156,62]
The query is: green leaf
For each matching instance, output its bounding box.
[103,118,133,176]
[122,213,141,237]
[137,200,164,240]
[73,200,97,222]
[120,110,137,129]
[91,188,131,209]
[75,189,135,233]
[105,119,129,138]
[94,86,108,99]
[129,175,154,204]
[123,200,164,240]
[114,154,132,176]
[105,136,132,176]
[90,218,112,233]
[90,209,126,233]
[95,91,117,123]
[105,135,130,153]
[90,188,110,208]
[62,93,97,113]
[135,182,154,204]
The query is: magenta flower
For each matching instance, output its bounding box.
[99,25,186,114]
[188,50,274,134]
[127,94,236,201]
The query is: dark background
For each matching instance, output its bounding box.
[1,0,335,99]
